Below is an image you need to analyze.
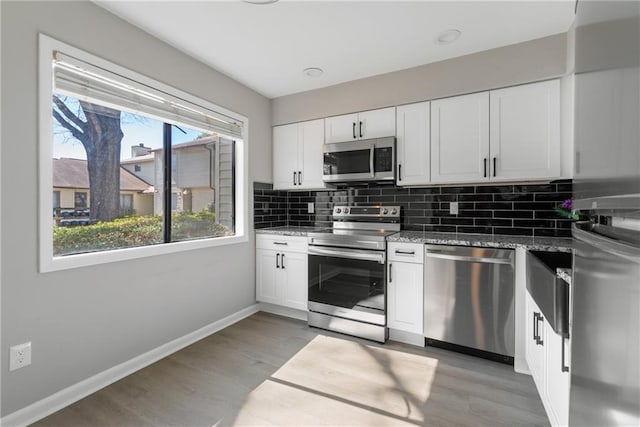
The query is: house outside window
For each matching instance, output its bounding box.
[40,35,247,272]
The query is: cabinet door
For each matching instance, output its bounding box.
[545,322,570,427]
[358,107,396,140]
[431,92,489,183]
[490,80,560,180]
[525,292,546,399]
[280,251,308,311]
[325,113,359,143]
[273,124,299,190]
[298,119,325,189]
[256,249,280,305]
[396,102,430,186]
[387,262,424,335]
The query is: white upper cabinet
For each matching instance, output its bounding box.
[325,107,396,143]
[431,92,490,183]
[325,113,359,143]
[273,123,300,190]
[358,107,397,140]
[490,80,561,180]
[299,119,325,188]
[273,119,325,190]
[396,102,430,186]
[430,80,561,184]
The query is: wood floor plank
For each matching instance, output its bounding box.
[33,312,548,427]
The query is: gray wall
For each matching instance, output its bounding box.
[0,1,270,416]
[272,33,568,125]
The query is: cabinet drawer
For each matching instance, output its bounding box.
[256,234,308,253]
[387,242,424,264]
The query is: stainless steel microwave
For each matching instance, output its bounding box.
[322,136,395,184]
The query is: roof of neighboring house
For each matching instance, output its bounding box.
[53,158,153,191]
[120,153,155,165]
[150,135,218,152]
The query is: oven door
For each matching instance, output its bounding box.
[308,246,386,325]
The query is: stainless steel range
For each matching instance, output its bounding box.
[307,205,401,343]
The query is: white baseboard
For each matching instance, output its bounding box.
[1,304,261,427]
[258,302,308,321]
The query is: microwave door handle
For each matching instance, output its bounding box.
[369,146,375,177]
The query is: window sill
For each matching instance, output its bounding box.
[40,233,248,273]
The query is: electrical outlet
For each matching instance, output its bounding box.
[308,202,315,214]
[450,201,459,215]
[9,342,31,371]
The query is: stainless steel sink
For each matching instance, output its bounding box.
[526,251,572,337]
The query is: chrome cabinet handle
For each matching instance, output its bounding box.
[534,312,544,346]
[398,164,402,181]
[276,253,280,269]
[483,158,487,178]
[493,157,497,177]
[389,263,392,282]
[359,121,363,138]
[292,171,296,186]
[352,122,356,139]
[561,335,570,373]
[273,242,288,246]
[297,171,302,185]
[281,253,285,269]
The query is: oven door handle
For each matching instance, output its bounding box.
[308,246,385,264]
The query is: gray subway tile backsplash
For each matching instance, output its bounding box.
[253,179,573,237]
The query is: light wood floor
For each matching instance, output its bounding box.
[34,312,548,426]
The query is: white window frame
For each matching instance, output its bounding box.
[39,34,248,273]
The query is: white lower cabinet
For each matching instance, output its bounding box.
[387,243,424,337]
[256,235,308,311]
[525,290,570,427]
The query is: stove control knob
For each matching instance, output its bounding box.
[382,208,389,215]
[390,208,398,215]
[343,207,349,214]
[335,208,341,214]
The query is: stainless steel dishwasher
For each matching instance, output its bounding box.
[424,245,515,363]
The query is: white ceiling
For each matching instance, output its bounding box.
[96,1,575,99]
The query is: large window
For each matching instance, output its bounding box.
[40,35,247,271]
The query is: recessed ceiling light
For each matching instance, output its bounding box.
[303,67,324,78]
[435,29,462,45]
[242,0,279,4]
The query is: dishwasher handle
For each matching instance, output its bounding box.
[425,251,513,265]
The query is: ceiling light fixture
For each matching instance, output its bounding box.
[241,0,279,4]
[303,67,324,78]
[435,29,462,45]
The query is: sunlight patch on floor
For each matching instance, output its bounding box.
[229,335,439,426]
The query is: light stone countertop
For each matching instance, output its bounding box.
[387,231,574,252]
[255,226,329,237]
[255,227,574,252]
[557,268,572,285]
